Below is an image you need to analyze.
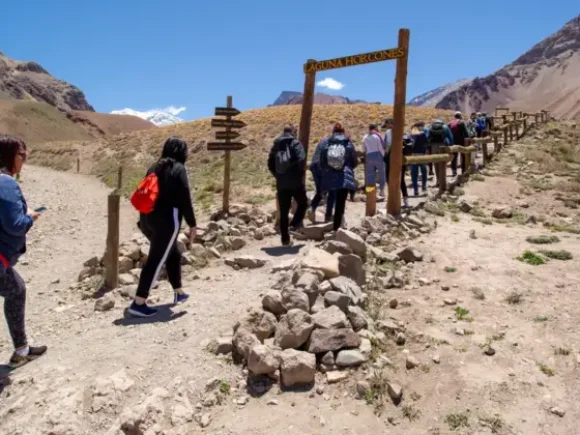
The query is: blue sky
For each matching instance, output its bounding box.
[3,0,578,120]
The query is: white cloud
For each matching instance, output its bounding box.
[316,77,345,91]
[110,106,187,126]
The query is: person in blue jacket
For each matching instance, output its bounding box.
[0,135,47,368]
[319,122,358,231]
[308,137,335,223]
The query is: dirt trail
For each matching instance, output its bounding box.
[1,140,580,435]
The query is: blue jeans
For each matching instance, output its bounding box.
[311,169,335,220]
[410,164,427,195]
[364,152,386,191]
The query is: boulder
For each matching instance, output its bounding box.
[300,248,340,279]
[119,273,136,286]
[274,309,314,350]
[312,306,349,330]
[492,207,513,219]
[396,246,423,263]
[347,306,369,332]
[206,336,233,355]
[298,223,333,241]
[118,257,134,274]
[323,241,353,256]
[307,328,361,354]
[310,295,325,314]
[329,276,364,305]
[235,306,276,341]
[256,312,277,341]
[335,349,367,367]
[321,351,335,366]
[295,272,320,293]
[262,291,286,316]
[230,237,246,251]
[281,288,310,313]
[458,200,473,213]
[232,327,260,360]
[247,344,281,375]
[190,243,208,258]
[234,256,266,269]
[324,291,350,312]
[84,256,100,268]
[336,229,367,260]
[280,349,316,388]
[338,255,366,287]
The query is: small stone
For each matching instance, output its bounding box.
[234,255,266,269]
[118,273,136,286]
[444,298,457,306]
[458,200,472,213]
[455,328,465,336]
[432,355,440,364]
[356,380,370,398]
[347,306,368,332]
[335,349,367,367]
[324,291,350,312]
[387,382,403,404]
[441,285,450,291]
[418,278,430,286]
[397,246,423,263]
[274,309,314,350]
[280,349,316,387]
[267,399,279,406]
[206,336,233,355]
[492,207,512,219]
[321,351,335,366]
[199,414,211,428]
[484,347,496,356]
[359,338,372,357]
[373,356,393,369]
[406,356,419,369]
[236,396,249,406]
[395,332,406,345]
[94,295,115,312]
[549,406,565,417]
[326,371,348,384]
[324,240,353,256]
[389,298,399,309]
[316,386,324,395]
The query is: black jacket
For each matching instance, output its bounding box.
[140,161,196,230]
[448,119,470,146]
[268,133,306,190]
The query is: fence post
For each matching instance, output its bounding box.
[105,193,120,290]
[494,135,500,154]
[509,123,514,142]
[482,142,488,167]
[437,161,446,193]
[503,127,508,146]
[76,158,80,173]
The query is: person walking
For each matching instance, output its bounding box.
[448,112,471,174]
[0,135,47,367]
[409,122,429,196]
[361,124,386,197]
[130,137,197,318]
[319,123,358,231]
[427,119,455,178]
[308,138,335,223]
[268,125,308,246]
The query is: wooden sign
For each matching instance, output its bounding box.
[210,118,247,129]
[215,130,240,140]
[303,47,405,73]
[215,107,241,117]
[207,142,247,151]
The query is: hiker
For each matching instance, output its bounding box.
[448,112,471,174]
[361,124,386,197]
[384,132,411,208]
[483,112,494,133]
[427,119,455,177]
[319,122,358,231]
[268,125,307,246]
[0,135,47,367]
[475,112,486,138]
[466,112,478,138]
[130,137,197,317]
[308,138,335,223]
[409,122,429,196]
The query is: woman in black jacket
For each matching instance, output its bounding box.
[130,137,197,318]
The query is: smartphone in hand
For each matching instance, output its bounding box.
[34,206,47,213]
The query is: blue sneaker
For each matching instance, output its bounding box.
[174,292,189,304]
[128,301,158,317]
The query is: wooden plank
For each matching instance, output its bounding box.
[437,162,446,193]
[386,28,410,216]
[303,47,405,73]
[215,130,240,140]
[404,154,452,165]
[105,194,120,290]
[299,59,317,182]
[223,96,233,213]
[214,107,241,117]
[440,145,477,154]
[211,118,247,129]
[207,142,247,151]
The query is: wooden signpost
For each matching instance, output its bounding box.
[298,28,410,215]
[209,96,247,213]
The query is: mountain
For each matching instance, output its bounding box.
[408,79,473,107]
[436,15,580,119]
[0,51,94,112]
[110,108,185,126]
[270,91,372,106]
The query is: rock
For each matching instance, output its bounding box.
[299,222,334,241]
[425,201,445,216]
[118,285,137,299]
[281,288,310,313]
[234,255,266,269]
[377,319,400,334]
[432,355,440,364]
[324,240,353,256]
[347,306,368,332]
[248,344,281,375]
[120,241,141,261]
[300,248,340,279]
[190,243,207,258]
[406,215,425,228]
[118,257,134,274]
[458,200,473,213]
[321,351,335,366]
[441,285,450,291]
[549,406,565,417]
[418,277,430,286]
[387,382,403,404]
[455,328,465,336]
[176,233,189,254]
[308,328,361,354]
[199,413,211,428]
[444,298,457,306]
[318,280,332,295]
[329,276,364,305]
[395,332,406,345]
[356,380,371,398]
[272,259,296,273]
[338,254,366,286]
[280,349,316,387]
[373,356,393,369]
[84,256,100,268]
[312,306,350,330]
[335,349,367,367]
[118,273,136,286]
[274,309,314,350]
[233,328,260,360]
[256,312,277,341]
[94,295,115,312]
[326,371,348,384]
[492,207,513,219]
[267,399,279,406]
[397,246,423,263]
[295,271,320,293]
[262,291,286,316]
[206,337,233,355]
[336,229,367,260]
[230,237,246,251]
[406,355,419,369]
[208,247,221,258]
[311,295,326,314]
[389,299,399,309]
[324,291,350,312]
[484,347,496,356]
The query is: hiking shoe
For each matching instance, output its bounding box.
[128,301,158,318]
[9,345,47,369]
[174,292,190,305]
[282,239,293,247]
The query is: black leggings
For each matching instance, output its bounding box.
[333,189,349,231]
[136,210,182,299]
[277,188,308,244]
[384,153,409,198]
[0,267,27,348]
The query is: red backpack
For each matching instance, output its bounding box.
[130,173,159,214]
[449,119,461,134]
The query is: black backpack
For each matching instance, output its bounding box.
[402,133,414,156]
[274,139,295,175]
[429,121,447,144]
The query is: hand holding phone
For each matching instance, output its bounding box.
[34,206,47,213]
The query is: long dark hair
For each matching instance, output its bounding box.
[0,135,26,175]
[156,137,188,172]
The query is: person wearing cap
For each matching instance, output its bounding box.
[448,112,471,175]
[361,123,386,197]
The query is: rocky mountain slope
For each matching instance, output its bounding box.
[271,91,371,106]
[436,15,580,118]
[408,79,472,107]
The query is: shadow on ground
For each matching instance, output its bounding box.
[113,304,187,326]
[261,244,306,257]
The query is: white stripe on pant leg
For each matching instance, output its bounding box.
[149,208,180,294]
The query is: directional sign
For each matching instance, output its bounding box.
[215,107,241,117]
[211,118,247,129]
[207,142,247,151]
[215,130,240,140]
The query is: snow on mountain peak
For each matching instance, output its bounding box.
[110,106,186,126]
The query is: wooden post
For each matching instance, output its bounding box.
[523,118,527,133]
[105,193,120,290]
[76,157,80,173]
[437,161,446,193]
[503,127,508,146]
[494,135,500,154]
[482,142,488,167]
[509,123,514,142]
[365,187,377,217]
[117,166,123,190]
[299,59,317,181]
[222,96,234,213]
[386,28,410,216]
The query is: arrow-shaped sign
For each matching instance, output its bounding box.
[215,107,241,117]
[215,130,240,140]
[207,142,247,151]
[211,118,247,129]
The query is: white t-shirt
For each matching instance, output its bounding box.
[362,132,385,156]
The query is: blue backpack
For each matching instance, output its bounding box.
[476,118,486,133]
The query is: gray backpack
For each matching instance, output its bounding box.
[327,139,347,171]
[275,141,294,174]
